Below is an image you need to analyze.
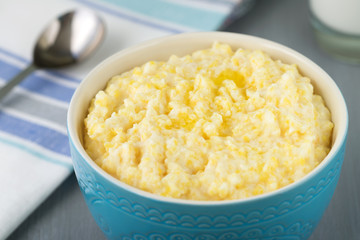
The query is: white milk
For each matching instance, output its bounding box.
[310,0,360,35]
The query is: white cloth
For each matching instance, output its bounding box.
[0,0,251,238]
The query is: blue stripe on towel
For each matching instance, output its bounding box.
[0,134,72,169]
[193,0,235,7]
[0,48,28,64]
[0,59,75,102]
[0,111,70,156]
[99,0,225,30]
[76,0,183,33]
[46,69,81,83]
[0,47,80,83]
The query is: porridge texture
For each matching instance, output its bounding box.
[84,42,333,200]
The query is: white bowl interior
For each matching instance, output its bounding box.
[67,32,348,204]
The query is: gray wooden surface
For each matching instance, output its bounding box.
[8,0,360,239]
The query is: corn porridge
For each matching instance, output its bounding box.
[84,42,333,201]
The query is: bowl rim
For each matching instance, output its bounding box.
[67,31,348,206]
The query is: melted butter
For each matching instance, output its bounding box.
[214,69,245,88]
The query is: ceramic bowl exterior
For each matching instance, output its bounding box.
[67,32,348,240]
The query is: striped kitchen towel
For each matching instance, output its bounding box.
[0,0,253,239]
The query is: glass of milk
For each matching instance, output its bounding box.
[309,0,360,63]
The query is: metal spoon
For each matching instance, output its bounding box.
[0,9,105,101]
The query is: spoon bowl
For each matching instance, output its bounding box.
[34,9,105,68]
[0,9,105,100]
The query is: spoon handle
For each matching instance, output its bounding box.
[0,63,37,101]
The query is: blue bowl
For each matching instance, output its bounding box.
[67,32,348,240]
